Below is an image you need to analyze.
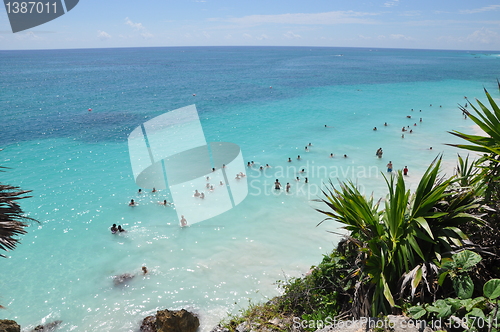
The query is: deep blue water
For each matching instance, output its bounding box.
[1,47,497,145]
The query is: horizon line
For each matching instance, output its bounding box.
[1,45,499,53]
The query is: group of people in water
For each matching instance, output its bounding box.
[110,223,126,234]
[128,188,172,207]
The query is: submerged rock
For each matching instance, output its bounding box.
[0,320,20,332]
[31,320,62,332]
[113,273,135,285]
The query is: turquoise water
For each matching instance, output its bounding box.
[0,47,498,331]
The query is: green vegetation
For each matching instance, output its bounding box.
[0,167,36,258]
[222,88,500,331]
[0,166,36,309]
[409,250,500,331]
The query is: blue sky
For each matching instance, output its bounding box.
[1,0,500,50]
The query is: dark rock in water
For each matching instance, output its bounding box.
[0,319,20,332]
[113,273,135,285]
[140,315,157,332]
[31,320,62,332]
[155,309,199,332]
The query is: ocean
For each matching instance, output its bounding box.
[0,46,498,331]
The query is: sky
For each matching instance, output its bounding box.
[1,0,500,51]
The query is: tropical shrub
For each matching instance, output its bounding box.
[409,250,500,332]
[315,157,485,317]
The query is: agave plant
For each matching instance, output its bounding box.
[448,89,500,202]
[316,156,484,317]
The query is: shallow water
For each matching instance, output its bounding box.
[0,47,498,331]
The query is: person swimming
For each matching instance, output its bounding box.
[111,224,118,234]
[142,266,148,274]
[330,153,334,158]
[194,190,201,197]
[129,199,136,206]
[286,183,291,193]
[180,215,188,227]
[118,225,126,232]
[288,157,292,162]
[274,179,281,190]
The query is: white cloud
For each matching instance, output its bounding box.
[400,11,421,17]
[467,28,500,44]
[284,31,301,39]
[202,31,210,38]
[125,17,154,39]
[97,30,111,40]
[256,34,270,40]
[460,5,500,14]
[211,11,378,26]
[384,0,399,8]
[15,31,42,41]
[389,34,414,41]
[125,17,146,30]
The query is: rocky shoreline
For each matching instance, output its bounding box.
[0,309,440,332]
